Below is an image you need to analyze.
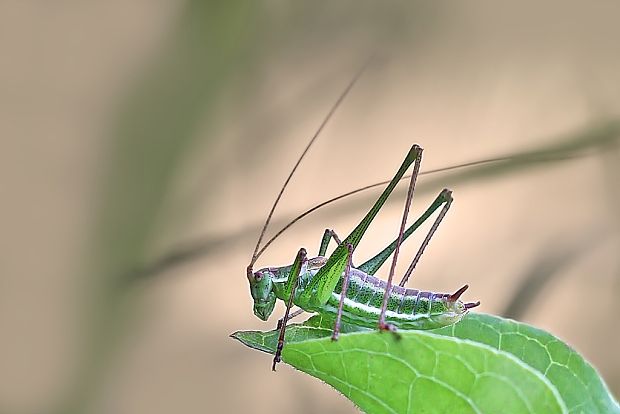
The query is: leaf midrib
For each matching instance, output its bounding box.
[284,330,569,414]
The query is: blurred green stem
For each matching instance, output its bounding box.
[55,2,259,414]
[135,119,620,279]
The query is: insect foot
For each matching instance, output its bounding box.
[378,322,402,340]
[271,354,281,372]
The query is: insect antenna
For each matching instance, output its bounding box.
[254,154,532,259]
[247,63,369,276]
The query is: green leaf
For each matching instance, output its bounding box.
[433,314,620,414]
[231,324,332,354]
[231,313,619,414]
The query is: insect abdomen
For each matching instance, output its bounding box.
[323,268,459,330]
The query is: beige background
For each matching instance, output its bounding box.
[1,2,619,413]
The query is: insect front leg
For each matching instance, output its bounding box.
[273,248,307,371]
[276,308,305,330]
[332,243,354,341]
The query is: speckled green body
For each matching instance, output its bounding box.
[266,256,467,330]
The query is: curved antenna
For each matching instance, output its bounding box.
[248,64,369,271]
[253,153,573,259]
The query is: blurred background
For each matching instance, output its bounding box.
[2,1,620,413]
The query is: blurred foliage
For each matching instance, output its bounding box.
[133,119,620,280]
[58,2,260,414]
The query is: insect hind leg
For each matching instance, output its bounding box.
[399,188,453,287]
[378,145,423,331]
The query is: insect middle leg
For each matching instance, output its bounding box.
[318,228,359,269]
[332,242,354,341]
[318,228,342,256]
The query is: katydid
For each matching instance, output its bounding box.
[246,73,479,371]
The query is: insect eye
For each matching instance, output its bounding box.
[254,272,263,281]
